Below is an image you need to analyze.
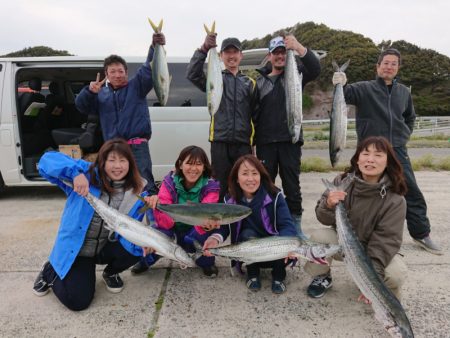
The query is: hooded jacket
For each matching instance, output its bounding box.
[344,77,415,147]
[315,173,406,277]
[186,49,258,144]
[219,186,297,244]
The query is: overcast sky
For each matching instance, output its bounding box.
[1,0,449,58]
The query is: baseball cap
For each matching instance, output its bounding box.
[269,36,286,53]
[220,37,242,52]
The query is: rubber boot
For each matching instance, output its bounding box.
[293,214,308,240]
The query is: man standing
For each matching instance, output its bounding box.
[186,34,258,199]
[332,48,442,254]
[75,33,166,195]
[254,35,321,238]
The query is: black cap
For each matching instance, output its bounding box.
[220,37,242,52]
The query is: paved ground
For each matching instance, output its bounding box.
[0,171,449,338]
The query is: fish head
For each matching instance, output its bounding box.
[174,246,196,267]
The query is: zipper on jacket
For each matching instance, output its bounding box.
[232,75,237,141]
[382,81,394,144]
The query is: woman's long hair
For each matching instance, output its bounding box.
[227,154,278,201]
[345,136,407,195]
[174,145,213,179]
[89,138,143,194]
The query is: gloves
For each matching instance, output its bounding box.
[200,34,217,53]
[152,33,166,46]
[332,72,347,86]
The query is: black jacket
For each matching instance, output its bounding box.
[344,77,415,147]
[186,49,257,144]
[254,49,321,145]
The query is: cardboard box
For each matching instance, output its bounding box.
[83,152,98,163]
[59,145,82,159]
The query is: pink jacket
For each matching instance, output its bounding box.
[155,174,219,235]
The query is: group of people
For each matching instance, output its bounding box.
[32,29,441,311]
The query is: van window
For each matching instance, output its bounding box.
[127,62,206,107]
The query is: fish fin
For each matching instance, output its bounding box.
[192,240,203,253]
[203,23,210,35]
[204,21,216,34]
[148,18,159,33]
[340,59,350,72]
[332,60,340,72]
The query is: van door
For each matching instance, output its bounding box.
[0,61,22,186]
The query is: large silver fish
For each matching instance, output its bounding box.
[63,181,195,267]
[196,236,341,265]
[285,49,303,144]
[329,60,350,167]
[157,203,251,226]
[204,21,223,116]
[322,175,414,338]
[148,18,170,106]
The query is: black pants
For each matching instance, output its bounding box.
[394,146,430,239]
[43,240,140,311]
[239,228,287,282]
[256,142,303,215]
[210,141,252,200]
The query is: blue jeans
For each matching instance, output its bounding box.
[394,146,430,239]
[130,142,157,195]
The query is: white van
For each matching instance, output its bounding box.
[0,49,326,190]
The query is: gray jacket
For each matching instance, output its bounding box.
[344,77,415,147]
[186,49,258,144]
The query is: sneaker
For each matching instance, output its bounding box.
[272,280,287,294]
[131,261,149,275]
[33,261,51,297]
[202,265,218,278]
[246,277,261,292]
[307,274,332,298]
[102,272,124,293]
[413,236,443,255]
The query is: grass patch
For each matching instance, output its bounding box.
[412,155,450,171]
[301,156,347,172]
[301,155,450,172]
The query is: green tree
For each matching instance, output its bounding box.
[1,46,72,57]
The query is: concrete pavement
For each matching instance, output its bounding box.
[0,172,449,337]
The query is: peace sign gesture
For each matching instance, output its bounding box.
[89,72,106,93]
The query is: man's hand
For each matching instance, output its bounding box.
[284,35,306,56]
[200,33,217,53]
[332,72,347,86]
[89,73,106,94]
[152,33,166,46]
[73,173,89,196]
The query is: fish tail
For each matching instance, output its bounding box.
[321,173,354,191]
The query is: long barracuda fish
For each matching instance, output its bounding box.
[148,18,170,106]
[195,236,341,265]
[285,49,303,144]
[204,21,223,116]
[322,175,414,338]
[329,60,350,167]
[62,181,195,267]
[156,203,251,226]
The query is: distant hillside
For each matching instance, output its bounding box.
[242,22,450,117]
[1,46,72,57]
